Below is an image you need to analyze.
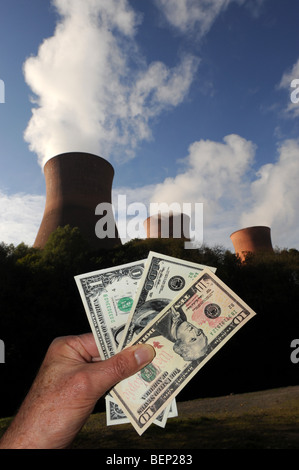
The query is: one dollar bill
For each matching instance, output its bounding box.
[111,268,256,435]
[75,260,146,361]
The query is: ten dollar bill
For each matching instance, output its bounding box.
[111,268,256,435]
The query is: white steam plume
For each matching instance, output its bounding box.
[23,0,199,167]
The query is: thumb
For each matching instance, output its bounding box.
[92,344,155,393]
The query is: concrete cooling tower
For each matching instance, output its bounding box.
[230,226,274,261]
[144,212,190,240]
[34,152,121,251]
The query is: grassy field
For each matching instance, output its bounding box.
[1,385,298,449]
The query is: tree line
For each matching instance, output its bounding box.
[0,225,298,418]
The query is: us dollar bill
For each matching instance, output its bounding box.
[105,395,177,428]
[110,268,256,435]
[75,260,146,361]
[117,251,217,351]
[74,258,175,427]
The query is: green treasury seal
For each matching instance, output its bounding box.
[140,363,159,382]
[117,297,133,313]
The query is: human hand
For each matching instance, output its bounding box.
[0,333,155,449]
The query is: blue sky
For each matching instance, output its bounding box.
[0,0,299,249]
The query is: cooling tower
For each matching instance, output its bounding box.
[34,152,121,250]
[143,212,190,239]
[230,226,274,261]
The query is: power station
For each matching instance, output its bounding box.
[33,152,276,257]
[34,152,121,251]
[230,226,274,261]
[143,212,190,240]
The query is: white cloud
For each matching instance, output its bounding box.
[240,139,299,248]
[154,0,246,36]
[150,134,255,230]
[0,191,45,246]
[23,0,199,167]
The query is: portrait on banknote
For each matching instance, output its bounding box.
[151,307,209,362]
[129,298,170,337]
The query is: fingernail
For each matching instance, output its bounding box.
[134,344,155,367]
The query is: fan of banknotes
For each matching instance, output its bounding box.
[75,252,256,435]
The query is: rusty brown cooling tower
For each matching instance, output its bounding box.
[230,226,274,261]
[143,212,190,239]
[34,152,121,251]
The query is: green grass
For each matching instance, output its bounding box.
[1,386,299,449]
[71,412,298,450]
